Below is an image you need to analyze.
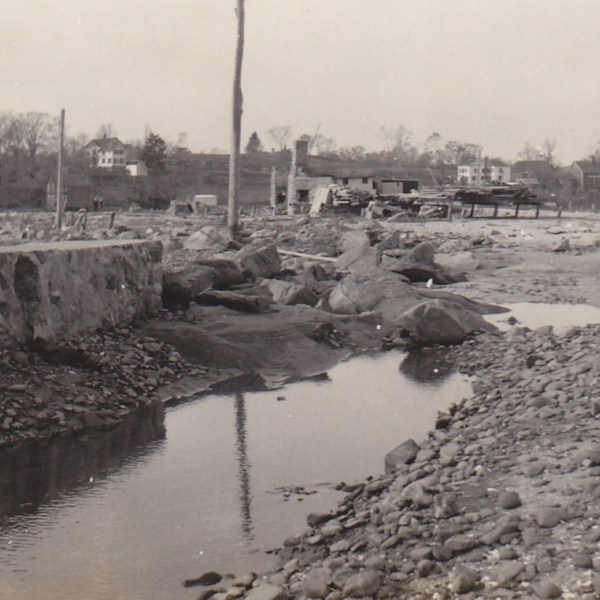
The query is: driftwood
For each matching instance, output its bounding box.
[278,249,337,263]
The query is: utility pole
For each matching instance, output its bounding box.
[228,0,244,239]
[55,108,65,228]
[269,166,277,212]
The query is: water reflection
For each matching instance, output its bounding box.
[234,392,253,539]
[0,352,473,600]
[0,400,166,525]
[399,347,455,385]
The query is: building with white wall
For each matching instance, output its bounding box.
[458,161,511,186]
[84,137,128,170]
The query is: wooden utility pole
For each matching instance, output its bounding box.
[228,0,245,239]
[269,166,277,211]
[55,109,65,228]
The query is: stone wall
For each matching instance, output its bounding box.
[0,240,162,344]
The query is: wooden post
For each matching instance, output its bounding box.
[228,0,244,239]
[287,144,297,216]
[55,109,65,228]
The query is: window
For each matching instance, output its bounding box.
[362,177,369,184]
[342,178,349,185]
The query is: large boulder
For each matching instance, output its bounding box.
[393,299,497,345]
[328,270,418,315]
[407,241,435,266]
[335,245,381,275]
[260,279,319,307]
[337,229,371,254]
[194,258,245,289]
[437,238,472,253]
[375,231,403,252]
[236,243,281,278]
[162,266,215,308]
[385,438,420,474]
[183,226,229,253]
[435,251,480,274]
[389,240,462,284]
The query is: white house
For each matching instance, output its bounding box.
[458,161,511,186]
[84,136,128,169]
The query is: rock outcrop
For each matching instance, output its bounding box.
[393,298,497,345]
[0,240,162,344]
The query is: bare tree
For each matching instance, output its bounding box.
[0,113,14,201]
[96,123,116,138]
[441,140,481,166]
[228,0,244,238]
[541,138,557,165]
[266,126,292,151]
[21,112,53,170]
[380,125,415,163]
[3,113,26,175]
[338,145,366,161]
[518,142,538,161]
[310,133,336,155]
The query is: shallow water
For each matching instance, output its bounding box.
[486,302,600,332]
[0,350,471,600]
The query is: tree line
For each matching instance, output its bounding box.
[0,110,179,187]
[247,126,583,168]
[249,125,492,168]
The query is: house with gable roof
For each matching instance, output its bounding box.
[511,160,562,200]
[568,158,600,194]
[84,136,128,170]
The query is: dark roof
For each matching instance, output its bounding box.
[303,157,375,179]
[512,160,557,180]
[462,161,509,167]
[571,160,600,175]
[84,137,126,151]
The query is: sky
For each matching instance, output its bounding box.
[2,0,600,164]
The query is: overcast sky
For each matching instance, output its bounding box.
[3,0,599,163]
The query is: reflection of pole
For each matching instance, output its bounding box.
[234,392,252,539]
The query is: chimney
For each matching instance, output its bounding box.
[294,140,309,168]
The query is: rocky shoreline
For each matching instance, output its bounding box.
[193,323,600,600]
[2,212,600,599]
